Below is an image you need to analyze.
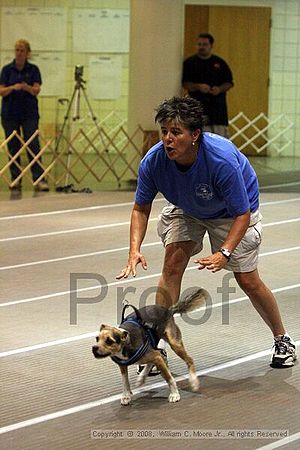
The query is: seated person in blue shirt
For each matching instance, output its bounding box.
[117,96,296,373]
[0,39,49,191]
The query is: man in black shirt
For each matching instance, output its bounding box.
[182,33,233,137]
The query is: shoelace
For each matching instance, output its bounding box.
[275,340,289,354]
[274,337,294,354]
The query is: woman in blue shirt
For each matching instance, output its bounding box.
[0,39,48,191]
[117,96,296,372]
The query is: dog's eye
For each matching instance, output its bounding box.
[105,337,114,345]
[96,336,99,342]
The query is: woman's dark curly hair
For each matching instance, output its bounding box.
[155,96,205,133]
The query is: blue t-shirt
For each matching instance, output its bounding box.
[0,60,42,120]
[135,133,259,219]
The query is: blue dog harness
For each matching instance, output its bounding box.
[111,304,159,366]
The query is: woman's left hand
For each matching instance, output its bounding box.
[194,252,228,273]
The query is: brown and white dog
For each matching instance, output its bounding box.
[92,288,208,405]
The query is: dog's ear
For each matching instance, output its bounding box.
[113,330,128,344]
[100,324,107,331]
[120,330,129,342]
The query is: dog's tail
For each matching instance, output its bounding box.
[169,288,208,316]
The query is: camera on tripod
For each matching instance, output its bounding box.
[74,65,84,82]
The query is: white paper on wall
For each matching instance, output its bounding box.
[88,55,122,100]
[31,53,66,97]
[73,9,129,53]
[1,7,67,51]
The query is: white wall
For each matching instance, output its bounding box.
[128,0,184,131]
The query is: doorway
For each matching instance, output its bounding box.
[184,5,271,155]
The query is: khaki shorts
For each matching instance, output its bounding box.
[157,205,263,273]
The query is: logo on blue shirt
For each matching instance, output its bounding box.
[195,183,213,200]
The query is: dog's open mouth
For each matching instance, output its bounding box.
[92,347,111,358]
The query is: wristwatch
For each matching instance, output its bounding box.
[219,248,232,260]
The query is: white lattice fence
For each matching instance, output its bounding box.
[0,124,152,189]
[0,112,295,190]
[229,112,294,154]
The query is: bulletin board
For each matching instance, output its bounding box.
[73,9,130,53]
[89,56,123,100]
[0,7,67,51]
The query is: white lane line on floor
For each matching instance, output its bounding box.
[255,431,300,449]
[0,197,165,221]
[0,246,300,308]
[260,181,300,190]
[0,219,152,242]
[1,245,299,308]
[263,218,300,227]
[0,242,161,271]
[1,214,300,243]
[0,332,97,358]
[0,207,297,271]
[0,196,299,221]
[260,197,300,205]
[0,201,134,221]
[0,341,299,435]
[1,282,299,358]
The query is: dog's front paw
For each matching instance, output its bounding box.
[168,390,180,403]
[189,374,200,392]
[120,392,132,406]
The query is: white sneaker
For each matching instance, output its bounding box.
[270,335,297,368]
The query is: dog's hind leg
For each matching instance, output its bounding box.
[119,365,132,405]
[164,323,200,392]
[152,351,180,403]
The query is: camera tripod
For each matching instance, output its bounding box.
[55,69,112,186]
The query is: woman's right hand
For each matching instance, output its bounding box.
[116,252,148,279]
[13,83,23,91]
